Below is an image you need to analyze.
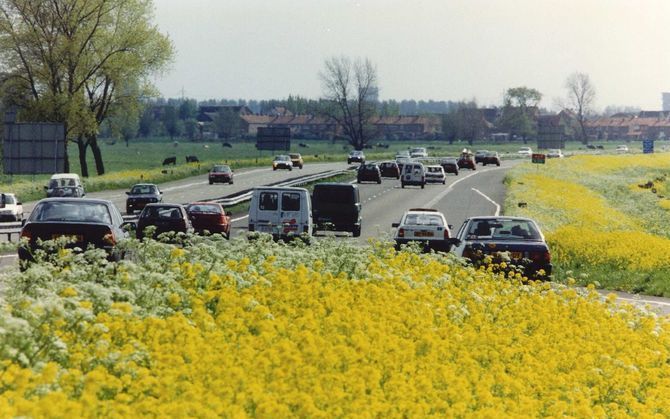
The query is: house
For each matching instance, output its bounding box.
[585,111,670,140]
[536,110,578,149]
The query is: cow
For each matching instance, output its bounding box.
[162,156,177,166]
[299,142,309,148]
[586,145,597,150]
[186,155,199,163]
[222,142,233,148]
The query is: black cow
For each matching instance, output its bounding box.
[222,142,233,148]
[586,145,597,150]
[162,156,176,166]
[186,155,199,163]
[299,142,309,148]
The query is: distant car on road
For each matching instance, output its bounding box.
[409,147,428,158]
[474,150,489,164]
[379,161,400,179]
[457,150,476,170]
[546,149,564,159]
[289,153,304,169]
[425,165,447,184]
[395,150,411,160]
[452,216,552,279]
[439,158,459,176]
[357,163,382,184]
[392,208,453,252]
[186,202,231,238]
[517,147,533,157]
[272,155,293,171]
[208,164,234,184]
[136,203,193,240]
[18,198,129,267]
[0,193,23,222]
[616,144,629,153]
[45,173,85,198]
[481,151,501,166]
[125,183,162,215]
[348,150,366,164]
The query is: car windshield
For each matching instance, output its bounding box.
[1,194,16,205]
[466,219,541,240]
[275,155,289,161]
[49,178,78,188]
[427,167,442,173]
[32,201,111,224]
[142,206,182,219]
[403,213,444,227]
[212,165,230,173]
[361,164,377,170]
[188,204,222,214]
[131,185,157,194]
[289,154,300,159]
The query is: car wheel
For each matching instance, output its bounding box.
[483,162,486,166]
[357,179,361,183]
[229,180,234,184]
[497,162,500,166]
[442,180,446,185]
[209,180,213,185]
[300,165,303,169]
[352,225,361,237]
[377,179,381,184]
[273,167,277,171]
[401,182,405,188]
[289,167,292,171]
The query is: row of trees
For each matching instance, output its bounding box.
[0,0,173,176]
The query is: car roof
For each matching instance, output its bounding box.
[253,186,308,192]
[50,173,80,179]
[467,216,536,222]
[188,201,222,206]
[36,197,111,205]
[131,183,157,187]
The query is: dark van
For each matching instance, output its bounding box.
[312,183,361,237]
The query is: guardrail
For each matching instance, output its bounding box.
[0,168,353,242]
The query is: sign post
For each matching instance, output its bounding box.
[531,153,546,164]
[643,139,654,154]
[256,127,291,153]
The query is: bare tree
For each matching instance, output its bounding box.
[565,72,595,143]
[319,56,377,150]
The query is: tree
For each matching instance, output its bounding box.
[564,72,595,143]
[498,87,542,143]
[162,105,182,139]
[179,99,197,120]
[319,56,378,150]
[0,0,173,176]
[442,101,487,145]
[213,108,241,139]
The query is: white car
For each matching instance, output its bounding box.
[424,165,447,184]
[0,193,24,222]
[392,208,454,252]
[395,150,411,160]
[517,147,533,157]
[616,145,629,153]
[546,149,564,158]
[409,147,428,158]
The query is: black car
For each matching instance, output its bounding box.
[347,150,366,164]
[453,216,552,279]
[440,158,459,175]
[357,163,382,184]
[481,151,501,166]
[379,161,400,179]
[136,203,193,240]
[208,164,234,184]
[474,150,489,164]
[18,198,129,267]
[125,183,162,214]
[312,183,362,237]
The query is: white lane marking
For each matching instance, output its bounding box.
[424,166,507,208]
[161,167,270,192]
[232,215,249,222]
[0,254,16,259]
[471,188,501,216]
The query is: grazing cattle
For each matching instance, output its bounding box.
[162,156,177,166]
[186,155,199,163]
[596,145,604,149]
[203,144,210,149]
[376,143,389,149]
[222,142,233,148]
[586,145,597,150]
[299,143,309,148]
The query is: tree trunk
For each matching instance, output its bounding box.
[76,137,89,177]
[64,143,70,173]
[90,134,105,175]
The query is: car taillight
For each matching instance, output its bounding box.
[444,229,450,239]
[103,229,116,245]
[530,251,551,262]
[20,228,31,240]
[398,228,405,238]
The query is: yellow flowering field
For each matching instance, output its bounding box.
[1,237,670,416]
[505,152,670,294]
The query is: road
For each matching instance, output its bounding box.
[3,160,670,315]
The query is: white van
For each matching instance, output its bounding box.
[45,173,85,197]
[248,186,313,239]
[400,162,426,189]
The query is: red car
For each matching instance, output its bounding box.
[186,202,231,239]
[457,151,476,170]
[379,161,400,179]
[208,164,234,185]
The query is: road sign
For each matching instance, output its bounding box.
[256,127,290,151]
[3,119,65,175]
[531,153,546,164]
[643,139,654,154]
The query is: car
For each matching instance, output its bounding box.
[0,193,23,221]
[18,198,129,267]
[481,151,501,166]
[136,203,193,240]
[439,158,459,176]
[452,216,552,279]
[616,145,629,153]
[272,155,293,171]
[44,173,85,198]
[457,150,476,170]
[425,165,447,184]
[357,163,382,184]
[517,147,533,157]
[289,153,304,169]
[312,183,361,237]
[401,162,426,188]
[409,147,428,158]
[379,161,400,179]
[347,150,366,164]
[474,150,490,164]
[248,187,312,239]
[546,149,564,159]
[395,150,411,160]
[125,183,162,214]
[186,202,231,238]
[208,164,234,184]
[392,208,454,252]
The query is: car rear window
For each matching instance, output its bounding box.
[212,165,230,173]
[1,194,15,205]
[188,204,222,214]
[404,214,444,226]
[281,192,301,211]
[259,192,278,210]
[467,219,541,240]
[313,187,354,204]
[33,201,111,224]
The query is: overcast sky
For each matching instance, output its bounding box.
[152,0,670,110]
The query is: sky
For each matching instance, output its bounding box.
[152,0,670,111]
